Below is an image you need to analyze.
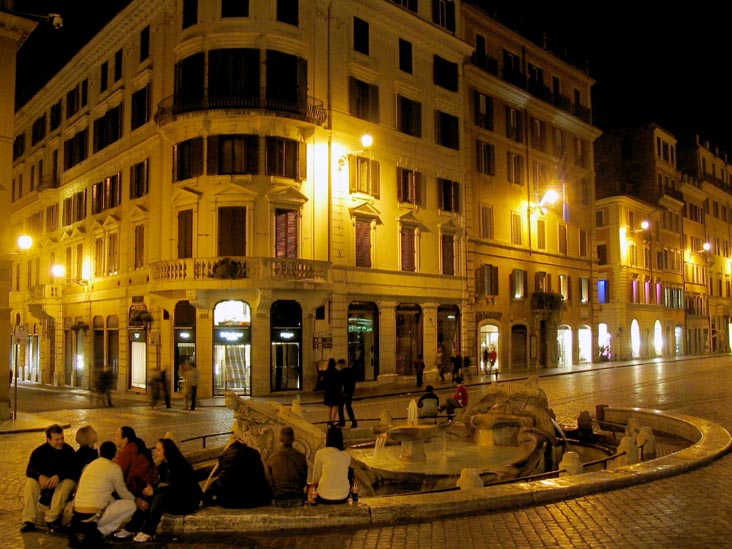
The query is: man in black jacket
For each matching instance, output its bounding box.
[337,359,358,428]
[21,424,79,533]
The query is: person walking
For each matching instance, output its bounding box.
[435,346,445,382]
[322,358,341,425]
[337,359,358,428]
[266,426,308,507]
[451,352,463,382]
[182,362,199,410]
[94,369,114,407]
[488,345,498,380]
[414,354,426,388]
[20,424,79,533]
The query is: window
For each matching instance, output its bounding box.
[574,136,587,167]
[209,48,260,103]
[579,229,588,256]
[533,161,548,188]
[208,134,258,175]
[114,49,123,81]
[276,0,298,26]
[94,237,105,277]
[397,167,425,206]
[31,114,46,145]
[349,156,380,197]
[441,233,455,275]
[131,85,150,130]
[130,159,149,199]
[50,101,62,131]
[476,264,498,295]
[174,138,203,181]
[511,269,526,299]
[630,277,640,303]
[553,127,566,158]
[432,0,455,32]
[511,212,522,245]
[182,0,197,28]
[139,26,150,61]
[537,219,546,249]
[401,225,416,272]
[580,277,589,303]
[399,39,412,73]
[559,275,570,301]
[397,95,421,137]
[218,206,246,256]
[530,117,546,151]
[435,111,459,150]
[178,209,193,259]
[221,0,249,17]
[91,173,122,214]
[275,209,298,258]
[63,129,89,170]
[93,105,123,152]
[505,106,523,142]
[66,87,80,118]
[100,61,109,93]
[433,55,458,92]
[438,178,460,212]
[353,17,369,55]
[108,233,119,274]
[349,77,379,122]
[479,204,493,239]
[355,218,372,267]
[46,204,58,232]
[13,133,25,160]
[477,140,495,175]
[265,137,303,180]
[535,271,549,293]
[559,224,568,254]
[597,243,608,265]
[62,190,87,225]
[134,225,145,269]
[474,91,493,130]
[507,152,524,184]
[598,279,609,303]
[595,210,605,227]
[392,0,417,12]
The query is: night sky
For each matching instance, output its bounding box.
[13,1,732,154]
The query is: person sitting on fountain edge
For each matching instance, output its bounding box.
[417,385,439,419]
[440,376,468,421]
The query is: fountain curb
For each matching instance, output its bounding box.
[162,407,732,535]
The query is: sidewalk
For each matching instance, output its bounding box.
[0,355,696,435]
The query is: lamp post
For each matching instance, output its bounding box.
[12,234,33,419]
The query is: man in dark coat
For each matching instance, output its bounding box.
[266,426,308,507]
[21,424,79,533]
[204,422,272,508]
[337,359,358,428]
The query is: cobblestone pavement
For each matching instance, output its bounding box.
[4,356,732,548]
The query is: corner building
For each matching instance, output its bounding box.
[9,0,599,399]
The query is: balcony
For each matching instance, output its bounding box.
[150,257,332,285]
[155,90,327,127]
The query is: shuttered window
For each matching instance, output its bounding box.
[218,206,246,256]
[178,209,193,259]
[401,226,416,272]
[355,219,371,268]
[275,209,298,258]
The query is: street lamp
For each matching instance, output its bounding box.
[338,133,374,169]
[528,189,559,215]
[51,264,89,286]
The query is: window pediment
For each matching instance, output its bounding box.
[269,186,309,206]
[398,210,429,232]
[350,201,382,224]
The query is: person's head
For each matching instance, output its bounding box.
[155,437,185,466]
[115,425,136,449]
[417,354,423,360]
[76,425,98,448]
[425,385,434,393]
[325,426,344,451]
[99,440,117,460]
[337,358,347,369]
[327,358,336,370]
[455,376,464,385]
[45,424,65,450]
[279,426,295,447]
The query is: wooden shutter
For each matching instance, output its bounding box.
[355,219,371,267]
[207,136,219,175]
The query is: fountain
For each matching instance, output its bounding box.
[372,399,446,462]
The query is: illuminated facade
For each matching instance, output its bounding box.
[9,1,602,398]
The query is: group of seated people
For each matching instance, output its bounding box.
[21,420,358,545]
[20,423,202,546]
[204,421,356,508]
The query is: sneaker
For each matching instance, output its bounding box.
[133,532,154,543]
[351,422,358,428]
[20,521,35,533]
[114,528,133,539]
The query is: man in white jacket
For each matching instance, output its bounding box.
[69,440,138,546]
